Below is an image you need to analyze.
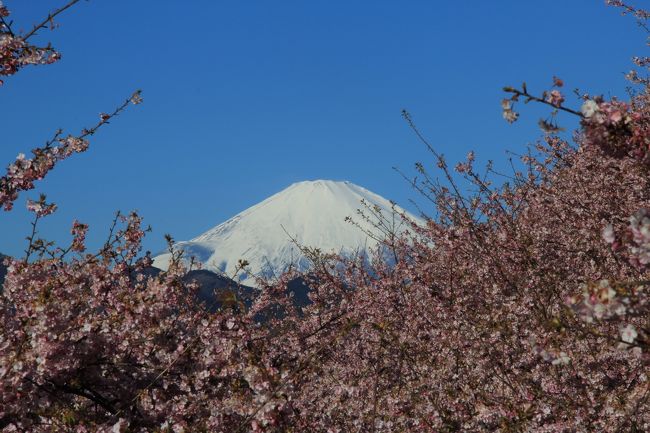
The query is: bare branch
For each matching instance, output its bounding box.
[22,0,82,41]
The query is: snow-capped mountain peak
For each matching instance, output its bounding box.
[153,180,418,286]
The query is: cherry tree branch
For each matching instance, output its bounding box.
[22,0,82,41]
[503,85,584,118]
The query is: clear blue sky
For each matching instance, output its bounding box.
[0,0,645,257]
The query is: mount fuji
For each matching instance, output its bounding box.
[153,180,419,287]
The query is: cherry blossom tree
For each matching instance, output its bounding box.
[3,1,650,432]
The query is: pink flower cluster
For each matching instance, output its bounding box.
[0,135,90,211]
[26,194,57,217]
[70,220,88,252]
[567,279,628,322]
[0,4,61,85]
[545,89,564,107]
[602,208,650,269]
[580,98,647,156]
[628,209,650,267]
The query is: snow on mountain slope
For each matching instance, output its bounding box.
[153,180,419,287]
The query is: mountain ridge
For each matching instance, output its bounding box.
[154,180,419,286]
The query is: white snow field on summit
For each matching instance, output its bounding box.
[153,180,422,287]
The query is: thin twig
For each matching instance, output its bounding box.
[22,0,82,41]
[0,16,14,36]
[504,86,583,117]
[24,214,40,261]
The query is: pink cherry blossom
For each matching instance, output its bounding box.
[546,89,565,107]
[3,1,650,432]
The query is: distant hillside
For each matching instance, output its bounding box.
[147,267,312,314]
[182,269,256,311]
[0,259,312,312]
[180,269,312,312]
